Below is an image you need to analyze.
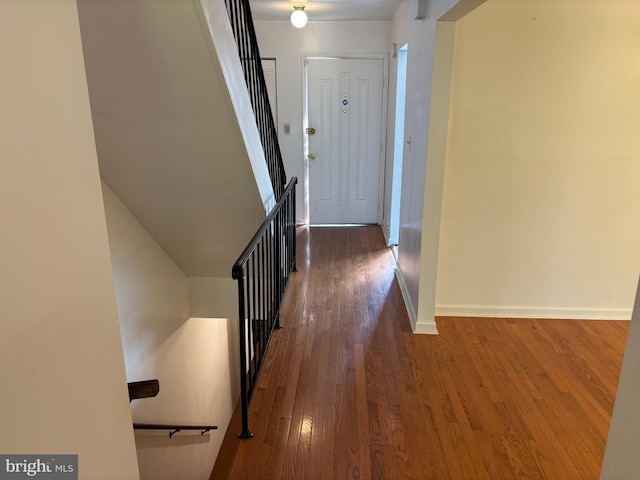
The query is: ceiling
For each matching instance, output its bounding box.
[249,0,402,22]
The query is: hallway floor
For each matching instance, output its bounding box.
[212,225,628,479]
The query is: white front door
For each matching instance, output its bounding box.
[307,58,384,224]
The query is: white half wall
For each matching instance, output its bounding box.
[435,0,640,320]
[0,1,139,477]
[102,184,240,480]
[189,277,238,319]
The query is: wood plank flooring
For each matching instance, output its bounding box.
[211,226,629,479]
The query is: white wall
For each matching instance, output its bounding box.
[436,0,640,319]
[253,20,392,224]
[0,1,139,478]
[102,184,239,480]
[390,0,484,333]
[602,277,640,478]
[416,20,458,332]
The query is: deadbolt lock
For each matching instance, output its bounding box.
[306,127,316,135]
[308,153,317,160]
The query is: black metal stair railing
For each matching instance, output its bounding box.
[225,0,286,200]
[232,177,297,439]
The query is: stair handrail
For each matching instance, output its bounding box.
[133,423,218,438]
[224,0,286,199]
[129,380,218,438]
[232,177,297,439]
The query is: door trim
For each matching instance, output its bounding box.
[302,52,389,226]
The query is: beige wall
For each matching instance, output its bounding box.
[436,0,640,319]
[102,184,191,381]
[102,184,239,480]
[0,1,139,478]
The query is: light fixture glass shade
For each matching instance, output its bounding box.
[290,6,307,28]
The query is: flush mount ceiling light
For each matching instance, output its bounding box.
[290,5,308,28]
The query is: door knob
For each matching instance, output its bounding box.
[308,153,317,160]
[306,127,316,135]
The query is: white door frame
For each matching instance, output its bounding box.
[302,53,389,225]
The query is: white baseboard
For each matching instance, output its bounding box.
[381,222,391,246]
[414,321,439,334]
[395,266,440,334]
[435,304,632,320]
[394,266,417,329]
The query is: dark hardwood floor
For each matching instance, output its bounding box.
[211,226,629,479]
